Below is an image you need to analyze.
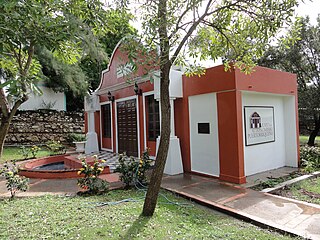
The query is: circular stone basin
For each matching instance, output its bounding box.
[19,155,110,179]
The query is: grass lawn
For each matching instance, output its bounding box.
[299,135,320,145]
[0,190,297,240]
[1,146,51,164]
[280,177,320,205]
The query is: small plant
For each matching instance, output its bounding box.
[115,149,152,188]
[68,133,86,142]
[19,146,30,160]
[115,153,137,188]
[137,149,152,184]
[0,161,29,199]
[300,145,320,172]
[46,140,66,155]
[77,155,109,194]
[30,145,40,158]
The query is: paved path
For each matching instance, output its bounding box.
[0,173,122,198]
[161,174,320,240]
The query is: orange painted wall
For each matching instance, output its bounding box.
[102,138,112,149]
[174,97,190,172]
[144,95,157,156]
[235,66,297,95]
[183,65,236,96]
[99,82,154,103]
[99,49,158,90]
[217,91,245,184]
[94,111,101,149]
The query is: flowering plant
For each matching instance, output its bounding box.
[115,149,152,188]
[136,149,152,184]
[0,161,29,199]
[19,145,41,159]
[77,155,108,194]
[30,145,40,158]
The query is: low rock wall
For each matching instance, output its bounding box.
[4,110,85,145]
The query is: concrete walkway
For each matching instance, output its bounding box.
[0,173,122,198]
[161,173,320,240]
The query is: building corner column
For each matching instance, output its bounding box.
[157,98,183,175]
[84,93,100,154]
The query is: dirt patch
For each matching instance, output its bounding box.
[250,171,304,191]
[272,176,320,205]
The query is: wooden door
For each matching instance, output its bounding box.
[117,99,138,157]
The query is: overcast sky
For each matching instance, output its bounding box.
[125,0,319,67]
[295,0,319,24]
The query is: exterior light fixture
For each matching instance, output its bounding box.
[108,91,115,102]
[134,82,142,95]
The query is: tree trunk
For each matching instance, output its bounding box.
[0,117,12,158]
[307,116,320,146]
[0,100,25,158]
[142,0,171,216]
[142,63,171,216]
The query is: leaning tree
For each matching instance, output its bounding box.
[0,0,110,156]
[116,0,300,216]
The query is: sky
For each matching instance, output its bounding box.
[127,0,320,67]
[295,0,319,24]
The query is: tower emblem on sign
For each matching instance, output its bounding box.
[250,112,261,128]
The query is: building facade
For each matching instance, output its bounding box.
[85,40,299,184]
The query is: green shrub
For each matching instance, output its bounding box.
[77,155,109,194]
[68,133,86,143]
[19,146,30,160]
[300,145,320,172]
[0,161,29,199]
[46,140,66,155]
[18,145,41,159]
[115,153,136,188]
[30,145,40,158]
[115,149,152,188]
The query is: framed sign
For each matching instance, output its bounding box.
[244,106,275,146]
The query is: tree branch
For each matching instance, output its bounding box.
[171,0,213,63]
[23,41,35,75]
[0,88,9,118]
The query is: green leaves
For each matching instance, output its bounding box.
[0,0,116,99]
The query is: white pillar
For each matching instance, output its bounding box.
[84,93,100,154]
[157,98,183,175]
[170,98,175,137]
[85,110,99,154]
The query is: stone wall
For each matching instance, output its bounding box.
[5,110,85,145]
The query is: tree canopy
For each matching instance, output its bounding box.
[35,9,136,110]
[259,15,320,145]
[0,0,111,156]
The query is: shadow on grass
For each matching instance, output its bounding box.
[121,214,151,239]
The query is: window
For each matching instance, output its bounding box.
[102,104,111,138]
[146,95,160,141]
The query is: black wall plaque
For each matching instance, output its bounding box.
[198,123,210,134]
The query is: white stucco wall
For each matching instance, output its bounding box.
[189,93,220,176]
[19,86,66,111]
[242,92,298,176]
